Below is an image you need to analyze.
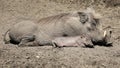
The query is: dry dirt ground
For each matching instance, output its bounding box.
[0,0,120,68]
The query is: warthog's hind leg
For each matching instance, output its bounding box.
[18,35,35,47]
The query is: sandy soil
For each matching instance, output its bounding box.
[0,0,120,68]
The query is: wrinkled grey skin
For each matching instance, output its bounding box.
[4,9,112,47]
[5,20,38,46]
[52,35,94,48]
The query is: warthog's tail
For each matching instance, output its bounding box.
[4,29,10,44]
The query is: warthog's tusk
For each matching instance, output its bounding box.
[52,41,57,47]
[104,31,107,37]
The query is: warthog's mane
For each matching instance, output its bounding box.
[37,12,78,25]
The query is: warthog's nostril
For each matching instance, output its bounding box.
[110,30,112,34]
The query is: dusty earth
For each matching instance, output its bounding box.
[0,0,120,68]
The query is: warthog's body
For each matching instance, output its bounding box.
[4,8,112,47]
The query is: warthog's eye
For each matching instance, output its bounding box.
[94,19,100,25]
[92,22,96,26]
[91,19,100,26]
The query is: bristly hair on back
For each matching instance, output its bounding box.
[84,7,102,19]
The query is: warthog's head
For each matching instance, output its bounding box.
[77,8,112,46]
[78,8,102,32]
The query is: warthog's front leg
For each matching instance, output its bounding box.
[52,36,94,48]
[52,36,81,48]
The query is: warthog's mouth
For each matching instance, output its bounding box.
[92,30,113,47]
[92,39,113,47]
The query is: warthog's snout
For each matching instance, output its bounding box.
[103,30,113,46]
[92,30,113,46]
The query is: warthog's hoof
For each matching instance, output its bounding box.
[85,45,94,48]
[52,42,62,48]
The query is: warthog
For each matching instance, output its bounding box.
[4,8,112,47]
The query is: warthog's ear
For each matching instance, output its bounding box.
[78,12,88,24]
[85,7,102,19]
